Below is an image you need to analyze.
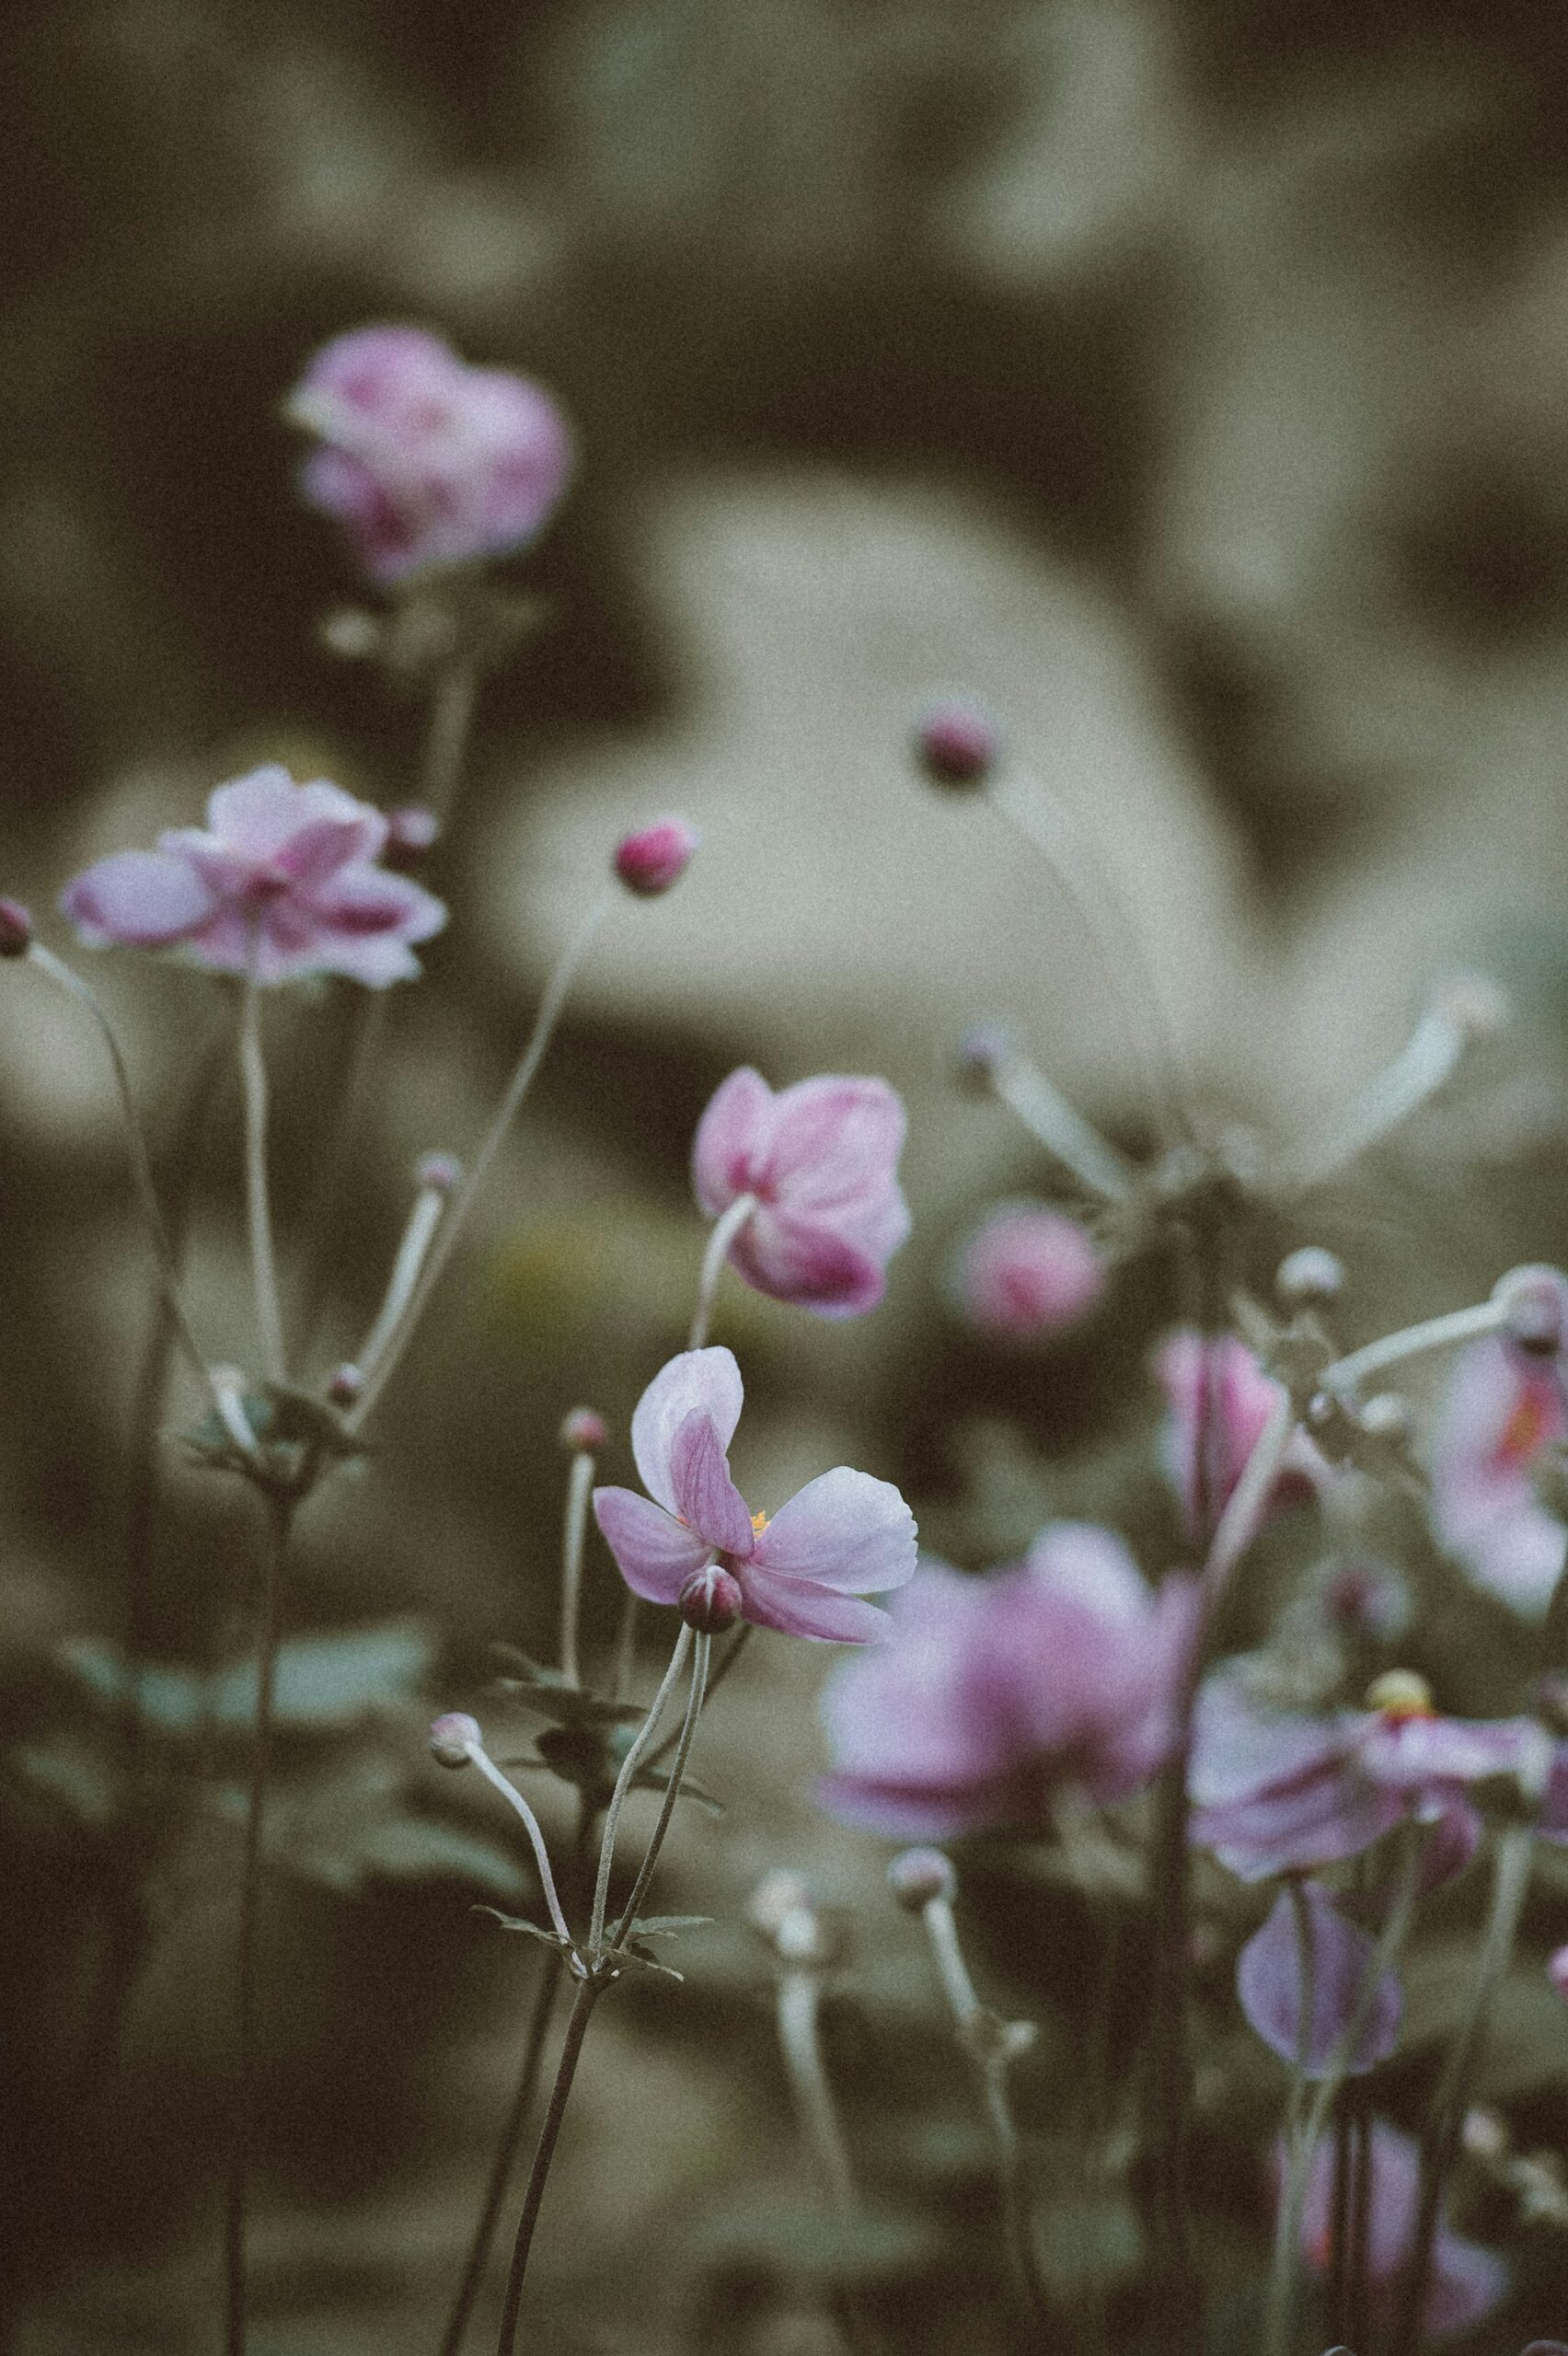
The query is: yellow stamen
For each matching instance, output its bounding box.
[751,1509,770,1535]
[1366,1669,1435,1722]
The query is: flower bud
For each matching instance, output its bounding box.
[951,1202,1106,1339]
[1274,1245,1344,1309]
[1460,2106,1511,2161]
[414,1149,463,1195]
[1358,1392,1412,1443]
[1493,1264,1568,1356]
[386,805,440,867]
[679,1563,744,1634]
[952,1021,1015,1091]
[559,1404,607,1453]
[0,898,34,958]
[886,1846,955,1911]
[327,1361,363,1407]
[614,816,699,895]
[1366,1669,1435,1721]
[748,1869,815,1939]
[914,696,998,789]
[429,1711,482,1768]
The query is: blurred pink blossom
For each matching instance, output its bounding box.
[1429,1336,1568,1614]
[951,1202,1106,1339]
[61,767,445,986]
[692,1068,910,1317]
[287,325,572,584]
[1293,2117,1508,2339]
[818,1524,1200,1837]
[1155,1330,1324,1541]
[1237,1880,1402,2076]
[592,1347,915,1643]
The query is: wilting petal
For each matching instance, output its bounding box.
[667,1409,755,1556]
[630,1347,744,1516]
[752,1467,916,1594]
[592,1486,709,1603]
[1238,1882,1402,2077]
[61,850,215,947]
[740,1568,891,1644]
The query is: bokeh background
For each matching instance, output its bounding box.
[6,2,1568,2350]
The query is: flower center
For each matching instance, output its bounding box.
[750,1509,769,1535]
[1494,1383,1556,1470]
[1366,1669,1435,1722]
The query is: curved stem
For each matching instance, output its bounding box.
[688,1193,757,1350]
[558,1450,595,1691]
[225,1492,294,2356]
[463,1742,575,1954]
[356,1178,449,1379]
[987,1045,1137,1205]
[1322,1299,1505,1402]
[608,1633,709,1949]
[645,1622,750,1771]
[238,971,286,1386]
[589,1624,692,1955]
[778,1969,856,2212]
[491,1977,603,2356]
[1276,1005,1469,1192]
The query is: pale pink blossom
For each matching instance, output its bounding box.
[692,1068,910,1317]
[61,767,445,986]
[1155,1330,1323,1541]
[592,1347,915,1642]
[1430,1335,1568,1613]
[951,1201,1106,1338]
[287,325,572,584]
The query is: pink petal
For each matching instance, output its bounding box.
[730,1209,888,1316]
[760,1075,906,1207]
[61,849,216,947]
[667,1408,755,1555]
[274,817,382,886]
[692,1067,774,1214]
[752,1468,916,1594]
[1022,1521,1150,1623]
[204,767,309,857]
[630,1348,744,1516]
[592,1487,709,1603]
[304,864,446,943]
[739,1569,891,1644]
[1238,1883,1402,2076]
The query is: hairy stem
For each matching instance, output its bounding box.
[238,972,286,1385]
[607,1634,709,1948]
[590,1623,693,1954]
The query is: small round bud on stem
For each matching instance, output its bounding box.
[386,805,441,867]
[318,606,383,660]
[430,1711,482,1768]
[915,696,999,789]
[748,1870,815,1940]
[1358,1391,1412,1442]
[952,1021,1015,1092]
[1366,1669,1435,1721]
[614,815,699,895]
[1275,1245,1344,1309]
[559,1404,607,1453]
[1493,1264,1568,1356]
[887,1846,955,1911]
[1460,2106,1511,2161]
[679,1563,744,1634]
[327,1361,363,1407]
[0,898,34,958]
[413,1149,463,1195]
[1429,971,1508,1037]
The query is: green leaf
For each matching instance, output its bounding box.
[57,1620,434,1738]
[490,1646,642,1730]
[10,1742,118,1828]
[621,1914,713,1938]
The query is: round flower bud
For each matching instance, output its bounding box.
[886,1846,955,1911]
[327,1361,363,1407]
[1493,1264,1568,1356]
[1366,1669,1435,1722]
[1358,1392,1412,1443]
[950,1202,1106,1340]
[914,696,998,789]
[1430,971,1508,1036]
[429,1711,482,1768]
[318,606,383,660]
[679,1563,744,1634]
[1274,1245,1344,1309]
[748,1869,815,1939]
[414,1149,463,1196]
[0,898,34,958]
[614,816,699,896]
[386,805,441,867]
[1459,2106,1511,2161]
[952,1021,1015,1092]
[559,1405,608,1453]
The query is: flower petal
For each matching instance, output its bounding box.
[739,1568,891,1644]
[592,1487,709,1603]
[760,1075,906,1207]
[61,850,216,947]
[630,1347,744,1515]
[667,1408,755,1555]
[204,766,309,857]
[751,1467,916,1594]
[692,1067,773,1215]
[1238,1883,1402,2077]
[730,1209,888,1317]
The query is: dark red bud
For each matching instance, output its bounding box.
[615,816,698,895]
[915,697,998,789]
[679,1564,744,1634]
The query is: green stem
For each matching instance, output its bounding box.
[607,1634,709,1949]
[491,1977,602,2356]
[589,1623,692,1955]
[688,1192,757,1350]
[239,971,285,1385]
[558,1451,595,1691]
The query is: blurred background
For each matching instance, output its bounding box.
[6,1,1568,2350]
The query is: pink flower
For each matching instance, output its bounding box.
[1155,1330,1323,1542]
[818,1525,1201,1837]
[591,1347,916,1643]
[61,767,445,986]
[1238,1881,1402,2076]
[692,1068,910,1317]
[1293,2117,1508,2339]
[951,1202,1106,1339]
[287,325,572,585]
[1430,1336,1568,1614]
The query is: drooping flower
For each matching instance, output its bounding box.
[1154,1330,1324,1542]
[950,1202,1106,1340]
[591,1347,915,1642]
[1429,1335,1568,1614]
[287,325,572,585]
[1237,1880,1402,2076]
[1293,2117,1508,2339]
[692,1068,910,1317]
[818,1524,1200,1837]
[61,767,445,987]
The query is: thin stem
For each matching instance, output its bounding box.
[609,1586,638,1703]
[348,891,614,1427]
[988,1045,1137,1205]
[1322,1298,1505,1401]
[778,1969,856,2212]
[423,657,481,819]
[357,1178,449,1379]
[645,1622,751,1772]
[1202,1395,1297,1610]
[607,1633,709,1950]
[238,971,286,1386]
[689,1193,758,1350]
[492,1976,603,2356]
[589,1623,693,1954]
[1277,1004,1470,1192]
[463,1742,576,1954]
[558,1451,595,1690]
[225,1492,294,2356]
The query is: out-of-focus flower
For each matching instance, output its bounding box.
[692,1068,910,1317]
[592,1347,915,1643]
[1154,1331,1324,1542]
[61,768,445,987]
[1237,1880,1402,2075]
[0,897,33,957]
[950,1201,1106,1339]
[613,815,699,896]
[287,325,572,585]
[1429,1336,1568,1614]
[818,1524,1200,1837]
[1294,2117,1508,2339]
[1549,1944,1568,2004]
[1190,1667,1565,1884]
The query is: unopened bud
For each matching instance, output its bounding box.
[748,1868,814,1939]
[386,805,440,867]
[1430,971,1507,1036]
[559,1405,607,1453]
[0,898,34,958]
[414,1149,463,1196]
[1493,1264,1568,1356]
[953,1022,1015,1091]
[679,1563,744,1634]
[1460,2106,1511,2161]
[614,816,699,896]
[327,1361,363,1407]
[429,1711,482,1768]
[1275,1245,1344,1309]
[915,696,998,789]
[886,1846,955,1911]
[318,606,383,659]
[1358,1392,1412,1442]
